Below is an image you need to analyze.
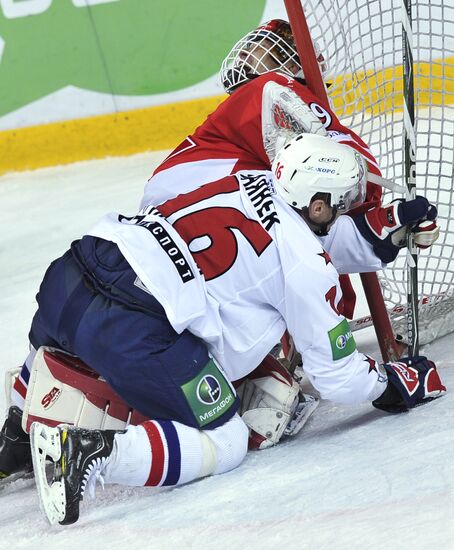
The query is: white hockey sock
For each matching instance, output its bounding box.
[104,414,248,487]
[10,347,37,410]
[204,414,249,475]
[104,419,212,487]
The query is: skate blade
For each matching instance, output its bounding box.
[30,422,66,525]
[284,394,319,437]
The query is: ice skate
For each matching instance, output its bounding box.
[0,406,33,485]
[30,422,117,525]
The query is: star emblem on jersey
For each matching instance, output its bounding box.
[318,251,332,265]
[365,356,378,373]
[365,356,387,383]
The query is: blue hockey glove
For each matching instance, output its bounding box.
[352,196,440,263]
[372,356,446,413]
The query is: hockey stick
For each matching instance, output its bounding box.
[366,172,407,195]
[402,0,419,357]
[284,0,402,361]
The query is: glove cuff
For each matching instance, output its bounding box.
[364,202,401,239]
[352,212,400,263]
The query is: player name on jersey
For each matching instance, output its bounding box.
[237,172,280,230]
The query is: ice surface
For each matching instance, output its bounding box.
[0,154,453,549]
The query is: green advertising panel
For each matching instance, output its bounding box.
[0,0,265,118]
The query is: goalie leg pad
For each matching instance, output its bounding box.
[238,355,319,449]
[22,346,148,433]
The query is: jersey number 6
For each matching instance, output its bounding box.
[158,178,272,281]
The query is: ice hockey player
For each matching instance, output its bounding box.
[141,19,381,333]
[137,17,385,444]
[140,18,388,451]
[1,134,443,525]
[1,18,385,466]
[141,19,383,215]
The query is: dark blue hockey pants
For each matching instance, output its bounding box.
[28,236,239,429]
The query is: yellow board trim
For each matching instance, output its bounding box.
[0,95,226,175]
[330,57,454,116]
[0,57,452,175]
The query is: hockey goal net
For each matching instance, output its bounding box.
[298,0,454,345]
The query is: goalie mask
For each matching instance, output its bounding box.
[272,133,367,214]
[220,19,327,94]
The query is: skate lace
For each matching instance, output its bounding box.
[81,457,108,499]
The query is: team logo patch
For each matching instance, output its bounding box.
[181,360,236,427]
[328,319,357,360]
[197,375,221,405]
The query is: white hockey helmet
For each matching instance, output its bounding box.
[272,133,367,212]
[220,19,327,94]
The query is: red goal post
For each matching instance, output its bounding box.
[284,0,402,361]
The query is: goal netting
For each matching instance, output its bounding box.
[301,0,454,344]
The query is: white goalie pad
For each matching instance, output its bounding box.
[238,355,319,449]
[22,347,148,434]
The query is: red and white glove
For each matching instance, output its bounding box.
[352,196,440,262]
[372,356,446,413]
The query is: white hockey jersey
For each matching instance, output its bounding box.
[139,71,383,320]
[89,171,386,405]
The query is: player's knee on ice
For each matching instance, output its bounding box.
[203,413,249,475]
[104,414,248,488]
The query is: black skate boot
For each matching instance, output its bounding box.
[30,423,118,525]
[0,406,32,481]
